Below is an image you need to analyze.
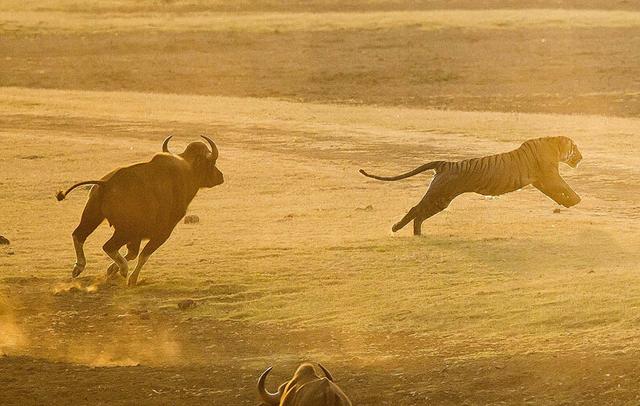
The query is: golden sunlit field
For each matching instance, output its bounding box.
[1,1,640,405]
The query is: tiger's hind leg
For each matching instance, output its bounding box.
[413,215,424,236]
[411,197,453,236]
[393,176,456,235]
[392,206,420,233]
[394,201,451,235]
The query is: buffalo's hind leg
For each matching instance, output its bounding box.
[103,231,129,278]
[127,234,169,287]
[71,193,104,278]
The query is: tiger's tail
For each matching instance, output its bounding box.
[359,161,443,181]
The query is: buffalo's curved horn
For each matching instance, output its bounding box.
[162,135,173,153]
[257,367,282,405]
[201,135,219,160]
[318,363,335,381]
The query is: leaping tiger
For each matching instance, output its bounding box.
[359,136,582,236]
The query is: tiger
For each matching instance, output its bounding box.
[359,136,582,236]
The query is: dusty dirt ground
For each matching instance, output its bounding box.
[1,2,640,405]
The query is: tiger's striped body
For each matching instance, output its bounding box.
[360,136,582,235]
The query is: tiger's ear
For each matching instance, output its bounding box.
[558,136,573,148]
[554,136,571,156]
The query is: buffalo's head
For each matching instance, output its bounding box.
[163,135,224,188]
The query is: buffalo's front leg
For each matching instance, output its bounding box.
[103,231,129,278]
[106,262,120,278]
[106,239,142,278]
[124,239,141,261]
[127,235,169,287]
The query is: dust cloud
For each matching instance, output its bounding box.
[0,294,27,356]
[2,286,181,367]
[62,330,181,367]
[53,276,107,295]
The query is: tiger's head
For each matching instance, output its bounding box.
[556,136,582,168]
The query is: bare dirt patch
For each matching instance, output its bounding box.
[0,88,639,404]
[2,2,640,404]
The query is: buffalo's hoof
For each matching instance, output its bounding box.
[72,264,85,278]
[106,263,119,277]
[107,263,128,278]
[391,223,401,232]
[127,275,138,287]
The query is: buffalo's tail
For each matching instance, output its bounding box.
[359,161,443,181]
[56,180,105,201]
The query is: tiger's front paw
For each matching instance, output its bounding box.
[562,194,581,208]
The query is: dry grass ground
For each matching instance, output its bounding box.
[1,2,640,405]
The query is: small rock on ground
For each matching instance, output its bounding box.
[178,299,197,310]
[184,215,200,224]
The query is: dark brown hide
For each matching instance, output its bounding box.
[57,136,223,285]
